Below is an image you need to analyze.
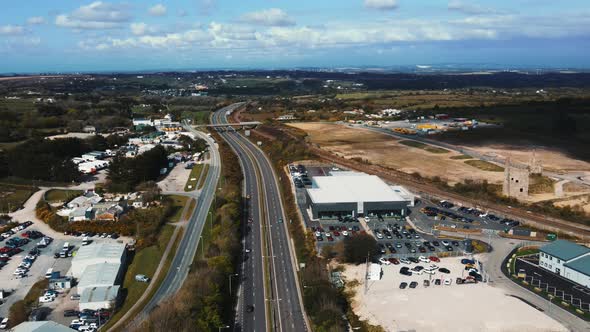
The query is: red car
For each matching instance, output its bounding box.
[333,231,340,236]
[327,236,334,242]
[388,258,400,265]
[429,256,441,263]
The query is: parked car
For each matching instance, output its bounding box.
[434,279,441,285]
[418,256,430,263]
[461,258,475,265]
[399,282,408,289]
[378,257,391,265]
[64,310,80,317]
[399,267,412,276]
[38,296,53,303]
[444,278,452,285]
[429,256,440,263]
[423,280,430,287]
[409,281,418,288]
[0,318,8,329]
[439,268,451,274]
[135,274,150,282]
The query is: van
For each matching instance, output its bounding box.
[0,317,8,329]
[81,237,90,246]
[45,268,53,279]
[63,242,70,250]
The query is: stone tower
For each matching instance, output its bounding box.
[503,157,530,199]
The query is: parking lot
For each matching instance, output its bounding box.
[515,255,590,312]
[0,222,126,323]
[344,256,568,331]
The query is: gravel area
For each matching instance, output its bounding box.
[343,256,567,332]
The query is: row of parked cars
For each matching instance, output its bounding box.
[68,308,111,331]
[0,221,33,240]
[312,225,363,241]
[64,231,120,239]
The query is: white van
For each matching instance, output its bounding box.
[63,242,70,250]
[81,237,90,246]
[45,268,53,279]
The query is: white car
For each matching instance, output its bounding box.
[0,318,8,329]
[423,269,435,275]
[38,296,53,303]
[378,257,391,265]
[25,255,36,260]
[13,269,27,275]
[400,258,411,264]
[375,232,383,239]
[15,273,26,279]
[444,278,452,285]
[429,264,439,270]
[70,320,83,326]
[342,231,349,236]
[314,231,321,237]
[441,240,450,246]
[364,216,370,222]
[324,232,331,238]
[418,256,430,263]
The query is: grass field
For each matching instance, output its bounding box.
[44,189,82,203]
[0,183,37,213]
[450,155,472,160]
[464,160,504,172]
[399,140,450,154]
[529,174,557,194]
[168,195,189,222]
[184,164,204,192]
[197,164,210,189]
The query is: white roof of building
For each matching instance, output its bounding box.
[80,285,120,304]
[77,263,121,290]
[72,242,125,264]
[11,321,73,332]
[307,172,408,204]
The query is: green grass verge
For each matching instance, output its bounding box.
[450,154,473,160]
[184,164,204,192]
[464,160,504,172]
[102,224,176,331]
[399,140,450,154]
[45,189,82,203]
[197,164,210,190]
[0,183,37,212]
[168,195,189,222]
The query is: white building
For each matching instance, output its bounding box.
[79,285,120,311]
[71,242,126,278]
[11,321,73,332]
[539,240,590,287]
[77,262,122,295]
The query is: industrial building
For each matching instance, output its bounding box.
[71,242,126,311]
[11,321,73,332]
[305,171,414,219]
[539,240,590,287]
[71,242,126,278]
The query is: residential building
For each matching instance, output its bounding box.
[539,240,590,287]
[305,171,414,219]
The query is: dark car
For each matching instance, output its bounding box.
[400,267,412,276]
[247,305,255,313]
[461,258,475,265]
[446,246,454,251]
[399,282,408,289]
[64,310,80,317]
[452,241,459,246]
[408,257,419,263]
[432,241,440,247]
[439,268,451,274]
[409,281,418,288]
[434,279,442,285]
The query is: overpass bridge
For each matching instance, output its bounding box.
[193,121,261,132]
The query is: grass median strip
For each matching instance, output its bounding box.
[399,140,450,154]
[197,164,210,190]
[464,159,504,172]
[184,164,204,192]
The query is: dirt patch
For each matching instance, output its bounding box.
[464,160,504,172]
[554,196,590,214]
[290,122,505,185]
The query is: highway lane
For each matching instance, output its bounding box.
[213,105,308,332]
[127,113,222,328]
[211,105,268,332]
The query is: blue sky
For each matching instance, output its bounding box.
[0,0,589,72]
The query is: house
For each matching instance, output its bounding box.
[539,240,590,287]
[93,202,126,221]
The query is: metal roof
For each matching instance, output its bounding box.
[72,242,125,264]
[11,321,73,332]
[80,285,120,304]
[565,255,590,276]
[540,240,590,261]
[307,172,408,204]
[77,263,121,289]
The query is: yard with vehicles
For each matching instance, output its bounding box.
[343,256,567,331]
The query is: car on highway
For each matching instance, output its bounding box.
[246,305,255,313]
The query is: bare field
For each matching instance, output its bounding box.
[343,258,567,332]
[290,122,505,185]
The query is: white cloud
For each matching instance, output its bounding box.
[56,1,131,30]
[131,22,148,35]
[241,8,295,27]
[27,17,46,25]
[448,1,497,15]
[364,0,398,10]
[149,4,167,17]
[0,25,25,35]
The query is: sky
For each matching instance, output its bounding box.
[0,0,589,73]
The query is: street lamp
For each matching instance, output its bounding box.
[218,325,230,332]
[228,273,239,295]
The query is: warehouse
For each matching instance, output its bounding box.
[77,262,123,295]
[79,285,121,311]
[539,240,590,287]
[71,242,126,278]
[305,171,414,219]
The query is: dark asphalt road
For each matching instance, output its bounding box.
[213,105,308,332]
